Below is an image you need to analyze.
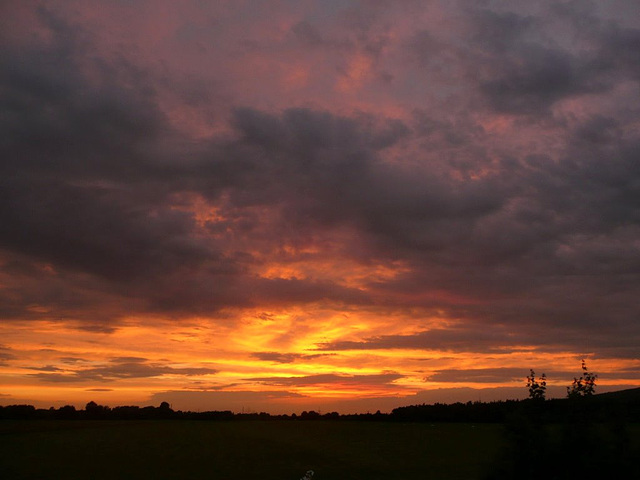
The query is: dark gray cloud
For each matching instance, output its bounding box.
[0,8,217,286]
[426,368,528,384]
[250,352,334,364]
[462,4,639,116]
[427,366,640,384]
[0,14,385,315]
[221,106,504,256]
[479,45,600,114]
[245,373,404,387]
[0,1,639,363]
[26,365,65,372]
[0,7,167,180]
[317,316,640,358]
[110,357,149,364]
[0,179,211,281]
[468,10,605,114]
[0,345,15,360]
[59,357,87,364]
[30,357,218,383]
[0,345,16,366]
[316,326,525,353]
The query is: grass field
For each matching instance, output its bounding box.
[0,420,504,479]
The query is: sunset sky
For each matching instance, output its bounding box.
[1,0,639,414]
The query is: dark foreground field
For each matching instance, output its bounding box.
[0,420,503,479]
[2,419,639,479]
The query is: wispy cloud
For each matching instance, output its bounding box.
[29,358,218,383]
[245,373,404,387]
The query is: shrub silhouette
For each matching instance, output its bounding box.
[567,359,597,398]
[485,361,638,480]
[526,369,547,401]
[84,400,111,419]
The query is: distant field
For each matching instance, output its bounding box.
[0,420,504,479]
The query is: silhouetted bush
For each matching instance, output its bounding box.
[54,405,78,420]
[527,369,547,401]
[484,364,638,479]
[485,398,639,479]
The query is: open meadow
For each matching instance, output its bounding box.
[0,420,504,480]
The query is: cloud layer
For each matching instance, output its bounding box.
[1,0,639,411]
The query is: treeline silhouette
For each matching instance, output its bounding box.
[2,388,639,422]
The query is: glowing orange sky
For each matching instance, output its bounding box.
[1,0,639,413]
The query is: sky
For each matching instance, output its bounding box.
[1,0,639,414]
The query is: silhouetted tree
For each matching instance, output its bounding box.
[526,369,547,401]
[56,405,78,419]
[84,400,110,419]
[300,410,321,420]
[567,359,597,398]
[486,360,639,479]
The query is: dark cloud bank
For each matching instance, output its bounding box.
[27,357,218,383]
[1,2,639,361]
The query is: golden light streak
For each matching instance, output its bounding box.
[2,315,639,411]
